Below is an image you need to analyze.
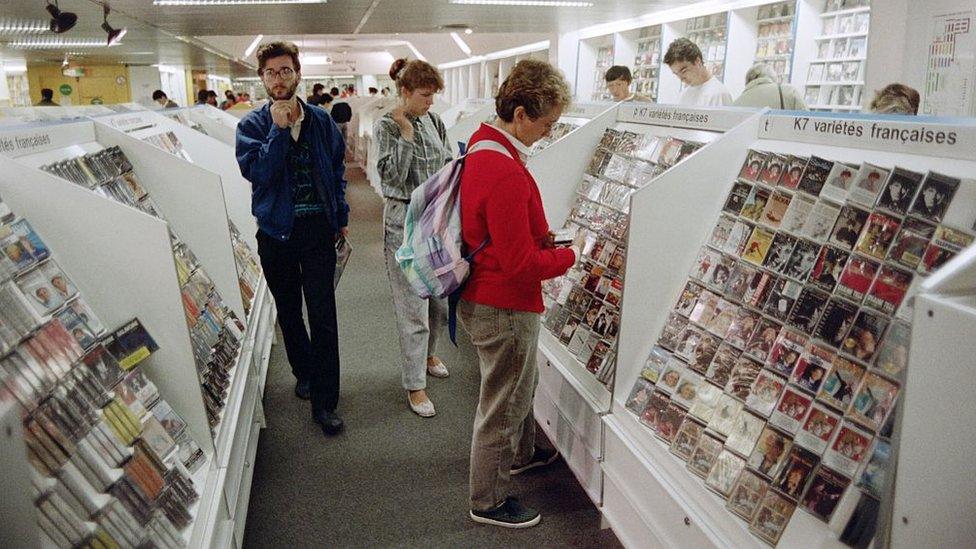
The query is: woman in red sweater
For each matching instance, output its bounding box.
[459,59,582,528]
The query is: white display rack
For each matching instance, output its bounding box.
[0,117,277,549]
[527,102,759,507]
[163,105,240,148]
[601,110,976,548]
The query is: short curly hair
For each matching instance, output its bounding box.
[389,58,444,93]
[256,41,301,75]
[495,59,572,122]
[604,65,632,83]
[664,38,703,66]
[870,83,920,115]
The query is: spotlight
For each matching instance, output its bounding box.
[101,4,126,46]
[61,53,69,68]
[46,1,77,34]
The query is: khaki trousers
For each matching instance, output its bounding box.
[458,299,539,511]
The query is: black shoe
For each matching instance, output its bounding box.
[511,447,559,475]
[294,379,310,400]
[470,497,540,528]
[314,410,344,436]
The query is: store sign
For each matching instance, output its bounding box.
[0,122,95,157]
[759,114,976,161]
[59,84,73,96]
[564,101,613,119]
[102,113,155,132]
[617,103,757,131]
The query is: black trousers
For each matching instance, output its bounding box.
[257,214,340,414]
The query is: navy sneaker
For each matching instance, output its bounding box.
[470,497,541,528]
[294,379,310,400]
[511,447,559,475]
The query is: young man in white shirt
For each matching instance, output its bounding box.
[664,38,733,107]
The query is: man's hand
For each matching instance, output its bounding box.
[391,105,414,141]
[270,99,293,129]
[335,226,349,242]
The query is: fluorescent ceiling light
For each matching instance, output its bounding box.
[1,60,28,74]
[208,74,232,82]
[0,19,50,35]
[450,32,472,56]
[154,0,325,4]
[449,0,593,6]
[244,34,264,57]
[464,28,473,34]
[9,38,122,48]
[301,54,333,65]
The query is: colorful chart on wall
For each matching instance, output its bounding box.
[923,11,976,117]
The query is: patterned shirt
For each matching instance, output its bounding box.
[287,121,326,217]
[374,111,452,201]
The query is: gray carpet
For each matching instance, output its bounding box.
[242,167,621,548]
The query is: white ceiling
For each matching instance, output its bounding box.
[0,0,703,75]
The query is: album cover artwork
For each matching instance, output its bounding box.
[688,433,725,478]
[741,186,772,223]
[801,466,850,522]
[886,217,936,270]
[639,390,671,430]
[803,200,843,243]
[820,163,857,204]
[781,194,815,234]
[809,246,850,292]
[726,355,764,401]
[641,345,671,384]
[8,219,50,264]
[724,308,761,349]
[763,278,803,322]
[836,255,879,302]
[795,402,842,455]
[823,421,872,477]
[749,490,796,545]
[814,298,858,349]
[657,402,688,443]
[744,318,782,362]
[739,150,768,183]
[774,446,820,501]
[760,154,788,186]
[787,287,830,335]
[706,343,740,388]
[671,417,705,461]
[848,371,900,431]
[742,270,777,310]
[626,377,657,414]
[858,439,891,499]
[707,449,747,497]
[726,410,766,458]
[742,227,775,265]
[724,220,756,256]
[840,309,888,363]
[690,246,723,283]
[855,212,901,260]
[672,371,703,409]
[798,156,834,197]
[724,181,753,215]
[793,345,835,394]
[702,298,738,339]
[709,215,737,250]
[763,232,798,274]
[848,163,890,207]
[764,333,805,382]
[728,468,769,521]
[908,172,960,224]
[656,357,687,394]
[15,268,64,317]
[674,280,706,317]
[558,316,581,345]
[707,391,743,437]
[864,264,912,315]
[761,190,793,229]
[747,370,788,417]
[877,167,924,215]
[748,425,793,479]
[918,226,975,274]
[770,386,814,434]
[874,321,910,381]
[780,155,808,190]
[782,239,821,281]
[723,261,758,303]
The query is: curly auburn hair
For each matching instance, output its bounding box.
[389,58,444,93]
[664,37,703,66]
[495,59,572,122]
[256,41,301,74]
[870,83,920,115]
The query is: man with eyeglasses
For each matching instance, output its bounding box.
[664,38,732,107]
[236,41,350,437]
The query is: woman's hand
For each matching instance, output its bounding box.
[391,105,414,141]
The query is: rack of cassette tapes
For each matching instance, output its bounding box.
[140,130,262,315]
[542,128,703,387]
[38,146,244,435]
[0,193,202,548]
[621,147,973,545]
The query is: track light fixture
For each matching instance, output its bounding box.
[101,4,126,46]
[46,1,78,34]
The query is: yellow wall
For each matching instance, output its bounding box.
[27,64,131,106]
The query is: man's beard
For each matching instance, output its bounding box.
[265,79,299,101]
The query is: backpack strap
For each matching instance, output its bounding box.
[465,139,513,159]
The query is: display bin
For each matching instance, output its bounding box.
[602,110,976,548]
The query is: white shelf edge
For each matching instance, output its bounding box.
[820,6,871,18]
[815,32,869,40]
[185,454,226,549]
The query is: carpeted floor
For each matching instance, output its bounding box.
[241,166,622,548]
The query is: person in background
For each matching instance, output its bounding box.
[207,90,219,107]
[664,38,732,107]
[869,83,920,115]
[459,59,583,528]
[604,65,651,102]
[374,58,452,418]
[381,87,391,97]
[307,83,328,106]
[239,92,252,105]
[368,87,378,96]
[330,86,340,100]
[196,89,209,105]
[152,90,179,109]
[235,41,349,437]
[320,92,334,112]
[36,88,59,106]
[733,63,807,110]
[340,85,350,98]
[220,89,237,110]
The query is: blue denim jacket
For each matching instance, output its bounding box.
[236,100,350,241]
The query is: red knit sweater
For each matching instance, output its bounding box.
[460,124,576,313]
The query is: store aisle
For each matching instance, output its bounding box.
[243,167,621,548]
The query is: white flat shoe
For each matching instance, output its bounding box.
[427,358,449,378]
[408,395,436,417]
